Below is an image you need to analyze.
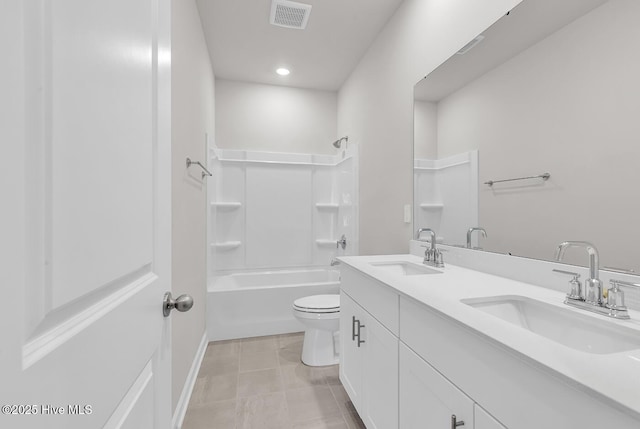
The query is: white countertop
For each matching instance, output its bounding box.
[338,253,640,418]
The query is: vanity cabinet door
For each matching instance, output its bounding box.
[475,405,507,429]
[340,292,366,413]
[361,311,398,429]
[400,343,474,429]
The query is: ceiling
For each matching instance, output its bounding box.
[196,0,404,91]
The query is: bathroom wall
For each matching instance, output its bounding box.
[435,0,640,269]
[171,0,214,415]
[413,100,438,160]
[215,79,338,155]
[337,0,522,255]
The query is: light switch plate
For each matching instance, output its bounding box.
[404,204,411,223]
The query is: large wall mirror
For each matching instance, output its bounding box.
[413,0,640,272]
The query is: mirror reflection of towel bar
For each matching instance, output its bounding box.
[186,157,213,179]
[484,172,550,187]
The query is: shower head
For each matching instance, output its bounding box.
[333,136,348,148]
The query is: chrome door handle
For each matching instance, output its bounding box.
[163,292,194,317]
[451,414,464,428]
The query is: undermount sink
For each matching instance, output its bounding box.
[462,295,640,354]
[369,261,442,276]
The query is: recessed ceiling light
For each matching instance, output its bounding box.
[276,68,290,76]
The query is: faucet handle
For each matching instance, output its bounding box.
[605,280,634,318]
[552,269,582,300]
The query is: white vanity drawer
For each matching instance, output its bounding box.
[340,264,399,335]
[399,296,640,429]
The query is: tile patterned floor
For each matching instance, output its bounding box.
[182,332,366,429]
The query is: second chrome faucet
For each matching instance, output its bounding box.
[416,228,444,268]
[554,241,631,319]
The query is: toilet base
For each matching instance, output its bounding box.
[301,328,339,366]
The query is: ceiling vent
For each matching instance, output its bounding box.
[270,0,312,30]
[456,35,485,55]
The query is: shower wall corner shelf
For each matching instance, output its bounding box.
[420,203,444,209]
[315,203,339,209]
[211,241,242,250]
[211,202,242,209]
[315,239,338,247]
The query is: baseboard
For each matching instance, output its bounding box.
[172,332,208,429]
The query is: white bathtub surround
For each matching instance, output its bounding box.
[206,146,357,341]
[208,146,358,273]
[207,268,340,341]
[338,251,640,427]
[413,150,478,246]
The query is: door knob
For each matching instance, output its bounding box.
[163,292,194,317]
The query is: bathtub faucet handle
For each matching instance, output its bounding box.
[336,234,347,250]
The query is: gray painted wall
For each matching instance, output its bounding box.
[171,0,214,413]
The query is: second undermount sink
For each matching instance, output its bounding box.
[369,261,442,276]
[462,295,640,354]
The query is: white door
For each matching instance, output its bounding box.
[0,0,172,427]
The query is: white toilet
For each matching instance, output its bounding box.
[292,294,340,366]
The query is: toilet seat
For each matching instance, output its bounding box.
[293,294,340,314]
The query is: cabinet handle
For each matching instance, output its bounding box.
[451,414,464,428]
[352,316,357,341]
[356,321,365,347]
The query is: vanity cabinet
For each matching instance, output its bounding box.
[340,266,399,429]
[474,405,506,429]
[340,260,640,429]
[400,343,474,429]
[339,291,366,410]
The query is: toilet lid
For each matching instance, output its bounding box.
[293,294,340,313]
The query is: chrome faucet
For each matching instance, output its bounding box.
[466,227,487,249]
[555,241,602,305]
[554,241,629,319]
[415,228,431,240]
[416,228,444,268]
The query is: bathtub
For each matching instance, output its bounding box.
[207,267,341,341]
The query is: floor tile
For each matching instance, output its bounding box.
[190,374,238,405]
[182,399,236,429]
[322,365,341,385]
[328,384,351,415]
[277,332,305,348]
[236,392,292,429]
[342,410,366,429]
[292,415,348,429]
[285,386,342,423]
[281,363,328,389]
[198,354,240,377]
[241,336,279,354]
[278,340,304,366]
[185,335,366,429]
[237,368,284,397]
[239,349,279,372]
[206,339,241,358]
